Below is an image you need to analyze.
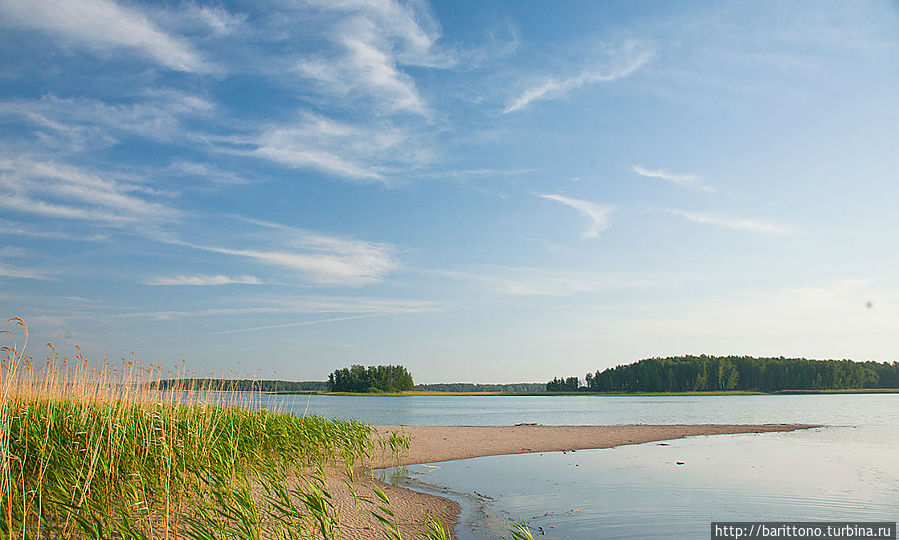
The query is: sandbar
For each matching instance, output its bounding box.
[337,424,815,539]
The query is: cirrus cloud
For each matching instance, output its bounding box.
[538,193,614,239]
[144,274,262,286]
[0,0,212,72]
[504,41,654,113]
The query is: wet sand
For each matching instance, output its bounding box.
[336,424,814,538]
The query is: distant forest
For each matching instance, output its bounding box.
[328,364,414,393]
[152,376,544,394]
[548,355,899,393]
[152,379,328,392]
[414,382,545,393]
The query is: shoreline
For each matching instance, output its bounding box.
[361,424,817,538]
[270,389,899,396]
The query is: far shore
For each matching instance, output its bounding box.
[271,388,899,396]
[345,423,817,539]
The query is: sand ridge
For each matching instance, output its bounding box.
[369,424,817,468]
[333,423,817,538]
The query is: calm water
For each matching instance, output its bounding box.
[261,394,898,540]
[257,393,898,427]
[378,426,899,539]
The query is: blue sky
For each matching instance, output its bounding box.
[1,0,898,383]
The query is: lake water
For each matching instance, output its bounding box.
[259,393,898,427]
[377,426,899,539]
[257,394,899,539]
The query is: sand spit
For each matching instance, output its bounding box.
[370,424,815,468]
[344,424,815,538]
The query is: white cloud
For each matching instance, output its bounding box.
[345,31,428,115]
[202,245,394,287]
[191,5,245,36]
[0,158,178,225]
[110,295,442,320]
[504,41,654,113]
[180,219,400,287]
[145,274,262,286]
[538,193,614,239]
[661,208,800,236]
[0,219,109,242]
[245,113,427,182]
[0,0,211,72]
[633,165,713,192]
[0,92,214,147]
[0,262,53,281]
[296,0,452,117]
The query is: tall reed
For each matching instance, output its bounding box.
[2,319,535,540]
[0,319,377,539]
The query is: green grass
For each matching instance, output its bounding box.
[2,397,377,536]
[0,319,424,540]
[1,318,540,540]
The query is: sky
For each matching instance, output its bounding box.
[1,0,898,383]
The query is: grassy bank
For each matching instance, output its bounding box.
[0,319,460,540]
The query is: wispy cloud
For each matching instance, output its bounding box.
[0,92,214,147]
[661,208,800,236]
[417,167,537,180]
[170,161,249,185]
[0,158,178,225]
[435,266,663,296]
[296,0,452,117]
[303,19,428,116]
[144,274,261,286]
[0,219,108,241]
[189,5,245,36]
[179,219,400,287]
[109,295,442,320]
[538,193,614,239]
[0,262,54,281]
[504,41,654,113]
[204,314,383,337]
[200,245,393,287]
[0,0,212,72]
[633,165,713,192]
[241,113,428,182]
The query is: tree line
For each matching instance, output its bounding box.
[547,355,899,393]
[546,377,579,392]
[328,364,414,393]
[414,382,546,393]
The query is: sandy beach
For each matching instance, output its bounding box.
[335,424,815,538]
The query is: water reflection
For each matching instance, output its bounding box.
[378,427,899,539]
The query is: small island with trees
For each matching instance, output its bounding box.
[328,364,415,393]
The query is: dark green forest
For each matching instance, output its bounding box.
[546,377,580,392]
[414,382,545,393]
[153,379,329,392]
[328,364,414,393]
[548,355,899,393]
